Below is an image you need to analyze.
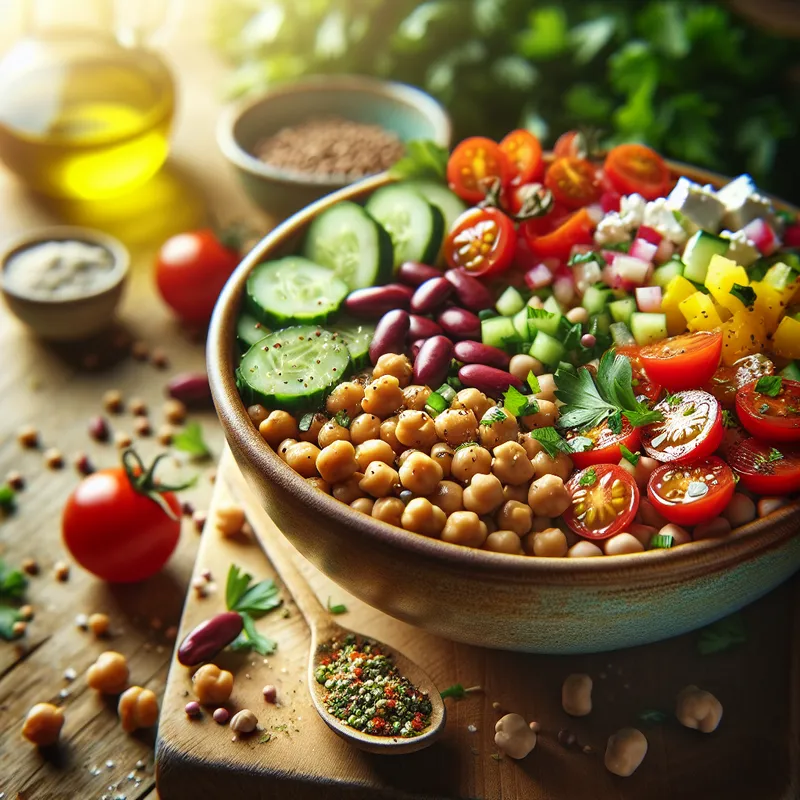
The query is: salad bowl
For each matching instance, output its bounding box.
[208,164,800,654]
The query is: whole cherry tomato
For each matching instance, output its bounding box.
[545,157,601,209]
[446,137,511,204]
[499,129,543,185]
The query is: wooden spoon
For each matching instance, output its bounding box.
[228,466,446,755]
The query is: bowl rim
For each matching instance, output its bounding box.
[208,165,800,583]
[216,74,452,189]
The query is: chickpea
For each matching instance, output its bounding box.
[509,354,543,382]
[492,441,534,485]
[527,295,544,309]
[88,613,110,637]
[566,306,589,325]
[380,416,404,453]
[318,420,351,448]
[562,673,593,716]
[451,445,492,483]
[723,493,756,528]
[87,651,129,694]
[216,504,246,537]
[528,475,570,517]
[372,497,405,527]
[396,448,417,469]
[359,461,399,497]
[694,517,732,540]
[637,497,669,528]
[658,523,691,546]
[399,452,443,496]
[532,373,557,403]
[350,497,374,514]
[192,664,234,705]
[441,511,488,548]
[758,496,786,517]
[463,473,504,515]
[230,708,259,734]
[531,515,552,532]
[478,407,519,449]
[618,454,659,490]
[372,353,413,387]
[362,375,404,418]
[675,685,723,733]
[355,439,396,471]
[332,473,366,504]
[452,388,494,421]
[520,400,559,431]
[316,440,359,484]
[298,413,328,443]
[567,541,603,558]
[284,442,320,478]
[494,712,538,759]
[604,728,648,777]
[246,404,268,427]
[401,498,446,537]
[118,686,159,733]
[349,413,381,445]
[627,523,658,548]
[277,438,298,461]
[429,480,464,515]
[326,381,365,418]
[22,703,64,746]
[433,408,478,447]
[430,442,454,477]
[395,410,438,450]
[496,500,532,536]
[403,384,432,411]
[484,530,524,554]
[503,483,529,503]
[518,432,545,459]
[306,477,331,493]
[530,527,568,557]
[532,451,572,482]
[604,533,644,555]
[481,515,498,534]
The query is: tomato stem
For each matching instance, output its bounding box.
[121,449,195,522]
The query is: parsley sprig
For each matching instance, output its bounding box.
[225,564,282,656]
[0,559,28,640]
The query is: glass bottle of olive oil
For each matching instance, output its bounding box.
[0,1,176,200]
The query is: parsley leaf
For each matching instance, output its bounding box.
[226,565,282,617]
[568,250,606,267]
[697,614,747,655]
[0,605,22,640]
[755,376,782,396]
[225,564,252,610]
[327,597,348,615]
[480,407,508,426]
[664,391,682,407]
[526,371,541,394]
[729,283,756,307]
[528,427,574,459]
[607,410,623,434]
[230,612,277,656]
[172,421,211,459]
[721,409,738,429]
[554,366,616,430]
[638,709,667,724]
[333,410,350,428]
[0,484,16,513]
[579,468,597,486]
[0,560,28,600]
[298,413,315,432]
[389,139,448,181]
[503,385,540,417]
[620,444,639,466]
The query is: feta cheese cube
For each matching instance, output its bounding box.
[666,177,725,233]
[594,213,628,245]
[719,229,760,267]
[643,198,688,245]
[716,174,778,232]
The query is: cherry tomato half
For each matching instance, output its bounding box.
[499,129,543,186]
[641,389,724,463]
[639,331,723,392]
[603,144,671,201]
[545,157,602,209]
[728,439,800,495]
[567,417,641,469]
[446,137,511,204]
[735,379,800,444]
[553,130,586,160]
[444,207,516,278]
[647,456,736,527]
[614,345,663,405]
[563,464,640,540]
[705,353,774,408]
[522,207,595,261]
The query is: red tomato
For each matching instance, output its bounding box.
[446,137,511,204]
[735,379,800,443]
[641,389,724,463]
[499,129,543,185]
[566,417,641,469]
[603,144,671,200]
[155,229,241,324]
[647,456,736,526]
[553,131,586,160]
[705,354,774,408]
[638,331,723,392]
[563,464,640,540]
[62,453,182,583]
[522,208,595,261]
[614,345,663,405]
[444,207,516,278]
[545,157,602,209]
[728,439,800,495]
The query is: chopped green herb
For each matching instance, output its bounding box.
[440,683,468,700]
[455,441,479,451]
[649,533,674,549]
[298,413,315,432]
[172,421,212,459]
[697,614,747,655]
[0,484,16,513]
[683,404,696,416]
[569,436,593,452]
[755,376,783,397]
[721,409,737,428]
[754,447,784,470]
[569,251,606,267]
[620,444,639,466]
[225,564,282,656]
[579,468,597,487]
[389,139,448,181]
[607,410,623,434]
[526,371,541,394]
[503,385,539,417]
[333,410,351,428]
[638,709,668,724]
[528,427,574,459]
[230,612,277,656]
[0,559,28,641]
[258,733,273,744]
[729,283,756,307]
[480,407,508,426]
[759,403,770,415]
[686,481,708,499]
[327,597,348,615]
[665,392,682,407]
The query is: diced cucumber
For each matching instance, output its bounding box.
[527,309,562,339]
[589,312,611,336]
[608,298,636,326]
[246,257,348,327]
[630,312,668,346]
[481,315,518,350]
[543,295,563,315]
[780,361,800,381]
[582,284,612,315]
[236,326,351,412]
[496,286,525,316]
[764,262,796,290]
[610,321,636,346]
[237,312,269,350]
[328,317,376,370]
[529,331,565,366]
[405,180,467,235]
[365,185,444,268]
[651,259,684,289]
[512,308,530,340]
[682,231,729,284]
[303,201,393,290]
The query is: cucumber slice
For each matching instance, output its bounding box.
[589,312,612,336]
[328,317,376,370]
[529,331,565,366]
[481,316,518,350]
[609,298,636,325]
[527,309,562,338]
[610,322,636,346]
[652,259,684,289]
[682,231,728,284]
[237,312,270,350]
[246,257,348,327]
[543,295,563,315]
[630,312,668,346]
[303,201,394,290]
[764,262,796,290]
[582,284,612,315]
[236,326,351,412]
[496,286,525,317]
[365,185,444,268]
[512,308,530,340]
[405,180,467,234]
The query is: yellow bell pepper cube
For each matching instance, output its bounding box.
[705,255,749,315]
[721,308,767,366]
[679,291,724,332]
[661,275,696,335]
[772,316,800,360]
[752,280,795,333]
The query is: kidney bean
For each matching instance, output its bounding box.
[453,340,510,370]
[458,364,523,397]
[444,270,495,312]
[408,315,443,341]
[177,611,243,666]
[410,338,427,358]
[167,372,212,407]
[437,307,481,340]
[413,336,454,388]
[410,277,453,314]
[369,309,410,365]
[344,283,414,318]
[397,261,442,287]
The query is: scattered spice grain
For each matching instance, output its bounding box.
[134,417,152,437]
[88,613,110,637]
[163,399,187,425]
[44,448,64,469]
[157,424,175,445]
[151,349,169,369]
[17,424,39,448]
[21,557,39,576]
[54,561,70,582]
[73,452,94,475]
[103,389,124,413]
[131,341,149,361]
[114,431,132,449]
[129,398,147,416]
[6,471,24,490]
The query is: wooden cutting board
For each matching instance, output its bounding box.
[156,452,800,800]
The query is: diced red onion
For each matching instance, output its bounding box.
[635,225,664,245]
[629,238,658,263]
[742,218,780,256]
[553,274,576,306]
[635,286,663,313]
[604,254,651,290]
[585,203,605,224]
[524,263,553,290]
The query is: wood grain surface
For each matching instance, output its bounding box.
[157,453,800,800]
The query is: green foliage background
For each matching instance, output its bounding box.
[212,0,800,201]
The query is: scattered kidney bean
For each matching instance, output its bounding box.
[458,364,522,396]
[410,277,453,314]
[88,416,110,442]
[453,341,510,370]
[437,307,481,340]
[413,336,454,388]
[167,372,212,407]
[369,309,410,366]
[407,315,443,342]
[444,270,495,311]
[344,284,414,318]
[397,261,442,286]
[212,707,230,725]
[177,611,243,666]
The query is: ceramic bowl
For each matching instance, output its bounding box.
[0,225,129,341]
[208,167,800,654]
[216,75,451,220]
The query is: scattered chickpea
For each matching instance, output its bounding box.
[657,523,692,547]
[88,613,110,637]
[12,620,27,637]
[54,561,70,582]
[18,424,39,449]
[520,400,558,431]
[19,604,34,620]
[604,728,648,777]
[675,685,723,733]
[193,664,234,705]
[259,410,299,448]
[332,473,366,504]
[478,407,519,449]
[484,530,524,554]
[565,307,589,325]
[562,674,593,716]
[262,685,277,704]
[491,441,534,485]
[496,500,532,536]
[349,413,381,445]
[157,424,176,445]
[326,382,366,419]
[503,483,528,504]
[114,431,133,449]
[316,440,359,484]
[118,686,159,733]
[758,497,786,517]
[298,413,327,444]
[693,517,732,540]
[103,389,124,413]
[350,497,374,514]
[567,541,603,558]
[151,349,169,369]
[723,493,756,528]
[402,385,431,411]
[528,475,570,517]
[372,353,413,387]
[401,497,446,537]
[441,511,488,548]
[318,420,350,448]
[246,403,268,427]
[518,432,545,459]
[509,354,543,382]
[627,523,657,548]
[430,442,454,477]
[306,477,331,494]
[395,410,439,451]
[284,442,321,478]
[379,416,404,454]
[531,451,573,482]
[362,375,405,418]
[618,455,659,490]
[396,448,416,469]
[452,388,494,421]
[359,461,399,498]
[44,448,64,469]
[433,408,478,448]
[230,708,258,734]
[399,452,443,496]
[6,470,24,490]
[451,445,492,483]
[215,504,246,538]
[494,713,538,759]
[463,472,505,516]
[87,651,129,694]
[21,703,64,746]
[530,528,568,557]
[21,557,39,576]
[372,497,405,527]
[134,416,152,437]
[531,374,557,403]
[481,515,498,534]
[429,480,464,515]
[530,516,552,533]
[276,438,298,461]
[637,497,669,529]
[129,398,147,416]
